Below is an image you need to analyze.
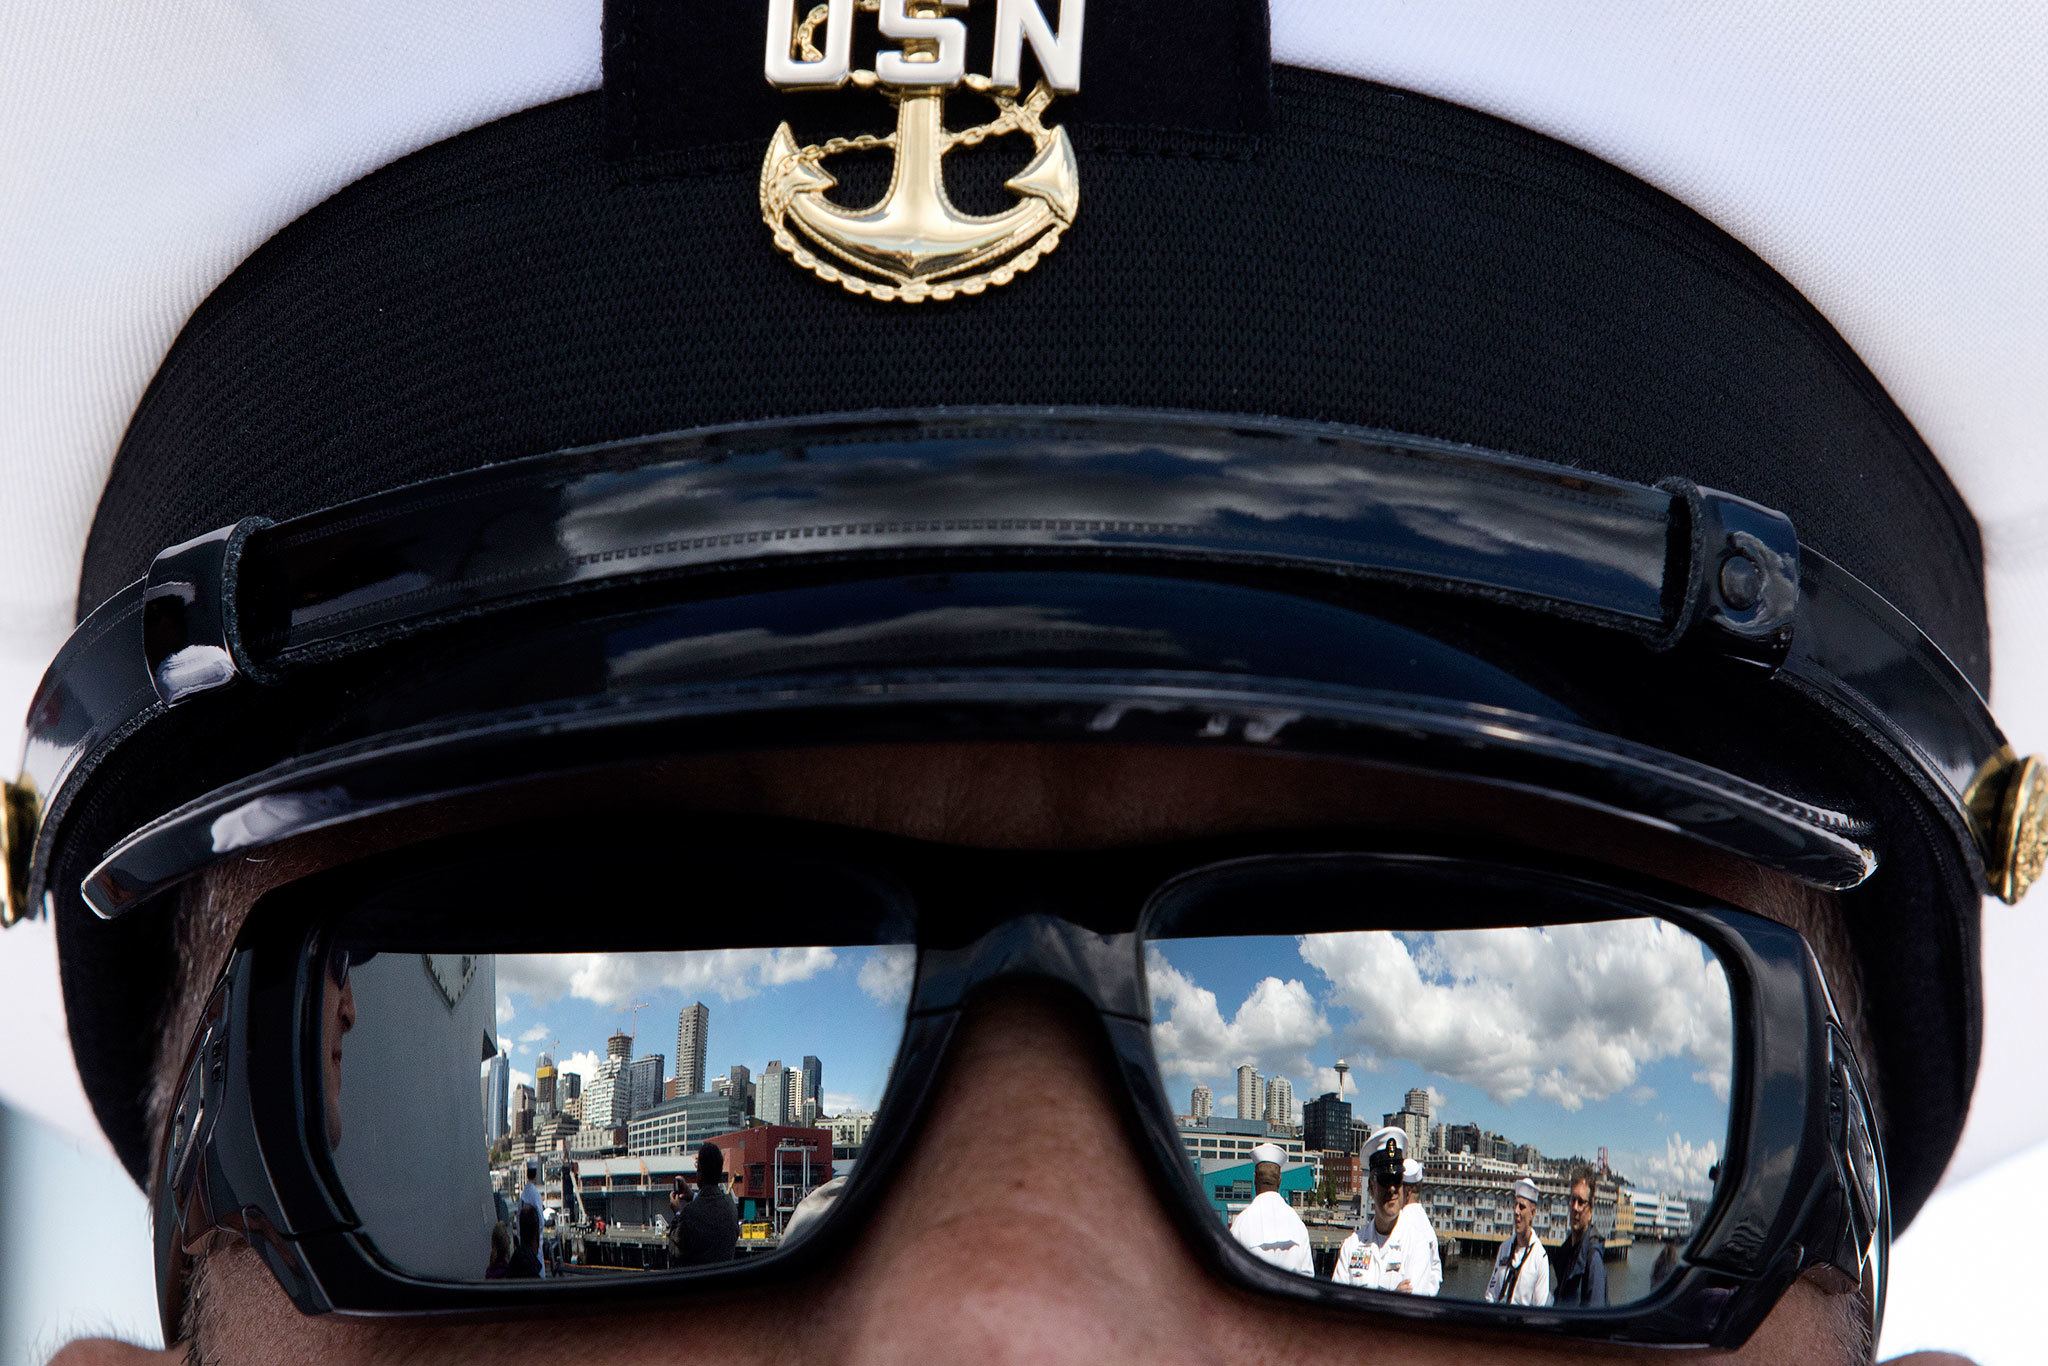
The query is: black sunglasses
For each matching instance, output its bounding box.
[152,815,1883,1350]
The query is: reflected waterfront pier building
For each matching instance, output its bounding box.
[1227,1070,1692,1269]
[1420,1150,1624,1256]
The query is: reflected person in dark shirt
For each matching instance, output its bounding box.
[1555,1167,1608,1308]
[676,1143,740,1266]
[504,1205,543,1280]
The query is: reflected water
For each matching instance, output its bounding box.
[1439,1236,1681,1303]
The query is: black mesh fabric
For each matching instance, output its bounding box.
[82,69,1986,689]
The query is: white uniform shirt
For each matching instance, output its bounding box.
[1228,1191,1315,1275]
[1395,1202,1442,1297]
[1484,1231,1552,1307]
[1331,1210,1430,1293]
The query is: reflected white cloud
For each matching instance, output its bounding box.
[1301,922,1731,1110]
[1148,949,1331,1102]
[556,1049,602,1089]
[857,946,916,1007]
[1612,1132,1721,1198]
[497,947,839,1008]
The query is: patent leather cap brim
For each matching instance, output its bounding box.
[79,655,1877,922]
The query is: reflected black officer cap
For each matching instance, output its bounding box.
[8,0,2030,1237]
[1369,1140,1405,1188]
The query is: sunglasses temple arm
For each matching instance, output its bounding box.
[1788,1022,1888,1332]
[152,961,337,1342]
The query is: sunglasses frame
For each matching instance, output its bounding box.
[152,816,1885,1350]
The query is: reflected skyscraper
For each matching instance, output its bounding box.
[675,1002,709,1096]
[759,1060,792,1125]
[584,1058,624,1130]
[481,1051,509,1145]
[1235,1064,1260,1122]
[1303,1092,1351,1152]
[1385,1088,1432,1155]
[512,1083,535,1137]
[1265,1076,1294,1127]
[801,1055,823,1121]
[625,1054,665,1117]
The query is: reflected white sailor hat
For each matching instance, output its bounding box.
[781,1175,848,1245]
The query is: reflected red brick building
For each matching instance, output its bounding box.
[709,1125,834,1223]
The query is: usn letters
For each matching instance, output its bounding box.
[764,0,1085,93]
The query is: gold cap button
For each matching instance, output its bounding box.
[1996,755,2047,905]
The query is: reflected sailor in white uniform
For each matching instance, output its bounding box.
[1227,1142,1315,1275]
[1484,1177,1553,1307]
[1331,1129,1434,1294]
[1396,1156,1442,1297]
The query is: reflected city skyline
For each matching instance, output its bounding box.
[486,945,911,1145]
[1150,924,1731,1200]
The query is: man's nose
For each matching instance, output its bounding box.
[808,982,1248,1365]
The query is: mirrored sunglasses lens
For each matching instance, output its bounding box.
[1144,916,1732,1309]
[315,942,913,1282]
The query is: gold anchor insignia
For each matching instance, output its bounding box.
[761,1,1080,303]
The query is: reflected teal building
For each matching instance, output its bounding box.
[1199,1158,1316,1223]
